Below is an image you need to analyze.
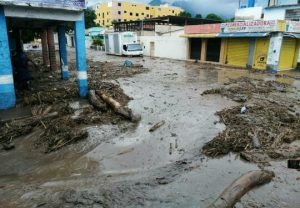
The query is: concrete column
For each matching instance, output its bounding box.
[41,29,50,66]
[47,27,57,71]
[247,39,256,67]
[219,39,227,63]
[75,16,88,97]
[0,6,16,109]
[201,39,207,62]
[267,33,283,72]
[58,25,69,80]
[248,0,255,7]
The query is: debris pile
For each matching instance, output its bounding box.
[202,77,288,102]
[202,77,300,163]
[87,60,148,80]
[0,54,146,153]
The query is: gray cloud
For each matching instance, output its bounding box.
[88,0,239,18]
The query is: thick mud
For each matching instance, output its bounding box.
[0,49,300,208]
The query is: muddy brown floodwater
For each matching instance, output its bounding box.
[0,49,300,208]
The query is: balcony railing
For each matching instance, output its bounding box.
[0,0,85,10]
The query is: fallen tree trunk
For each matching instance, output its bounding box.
[96,91,141,122]
[88,90,107,111]
[207,170,274,208]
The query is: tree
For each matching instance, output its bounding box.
[84,8,97,29]
[178,11,192,18]
[195,14,202,19]
[206,13,224,22]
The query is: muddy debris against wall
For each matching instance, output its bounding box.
[202,77,300,165]
[0,54,147,153]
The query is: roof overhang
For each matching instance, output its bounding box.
[181,33,218,38]
[284,33,300,38]
[217,32,270,38]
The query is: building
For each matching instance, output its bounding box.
[113,16,219,60]
[183,20,300,71]
[237,0,300,21]
[0,0,88,110]
[95,0,183,27]
[182,0,300,72]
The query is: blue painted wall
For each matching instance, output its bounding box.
[0,6,16,109]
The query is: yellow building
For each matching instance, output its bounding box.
[95,1,183,27]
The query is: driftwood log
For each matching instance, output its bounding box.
[208,170,274,208]
[88,90,106,111]
[95,91,141,122]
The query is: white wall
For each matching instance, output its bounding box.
[235,7,263,21]
[140,33,188,60]
[155,36,187,60]
[264,8,286,20]
[140,36,155,56]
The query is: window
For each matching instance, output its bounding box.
[102,13,105,18]
[102,20,105,25]
[118,11,121,15]
[136,13,139,16]
[124,11,127,13]
[146,6,149,10]
[172,10,174,13]
[124,19,127,21]
[147,14,149,17]
[130,12,133,16]
[118,19,121,22]
[118,3,121,6]
[107,12,109,15]
[141,13,144,15]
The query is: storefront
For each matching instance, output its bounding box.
[183,20,300,71]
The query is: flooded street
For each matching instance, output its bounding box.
[0,50,300,207]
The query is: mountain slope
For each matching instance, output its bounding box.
[149,0,166,6]
[172,1,195,15]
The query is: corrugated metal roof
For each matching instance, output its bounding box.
[217,32,270,38]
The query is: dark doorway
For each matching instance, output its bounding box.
[189,38,201,60]
[206,38,221,62]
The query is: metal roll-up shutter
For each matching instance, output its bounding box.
[279,38,297,70]
[226,38,250,67]
[253,38,270,70]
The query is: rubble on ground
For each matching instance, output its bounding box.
[201,77,288,102]
[0,53,147,153]
[202,77,300,164]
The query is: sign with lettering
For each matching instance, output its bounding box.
[221,20,286,33]
[0,0,85,9]
[286,9,300,20]
[286,21,300,33]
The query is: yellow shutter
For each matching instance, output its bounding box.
[279,38,297,70]
[226,38,249,67]
[253,38,270,70]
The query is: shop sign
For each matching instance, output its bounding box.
[221,20,285,33]
[0,0,85,9]
[286,21,300,33]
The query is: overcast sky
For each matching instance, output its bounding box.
[87,0,240,18]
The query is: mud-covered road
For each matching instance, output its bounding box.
[0,49,300,208]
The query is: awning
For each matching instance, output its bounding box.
[180,33,218,38]
[284,33,300,39]
[217,32,270,38]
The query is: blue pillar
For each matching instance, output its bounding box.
[58,25,69,80]
[0,6,16,110]
[248,0,255,7]
[74,15,88,97]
